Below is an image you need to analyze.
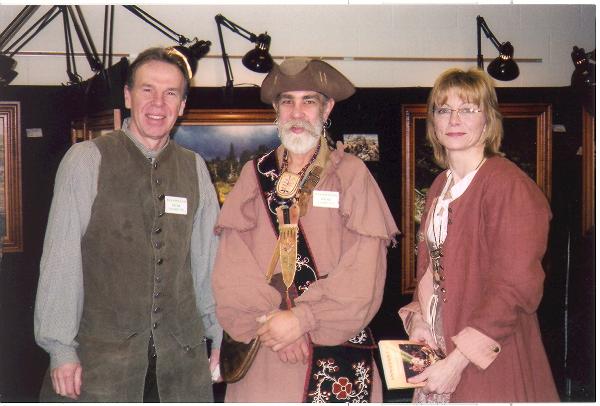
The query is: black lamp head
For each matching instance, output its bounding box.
[0,54,18,86]
[170,39,211,79]
[571,46,595,90]
[487,42,519,81]
[242,33,273,73]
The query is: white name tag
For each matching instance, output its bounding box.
[313,190,339,208]
[165,196,188,215]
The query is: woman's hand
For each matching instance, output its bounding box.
[408,348,470,395]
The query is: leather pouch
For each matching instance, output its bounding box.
[219,331,260,383]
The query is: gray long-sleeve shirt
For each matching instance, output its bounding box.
[34,120,222,370]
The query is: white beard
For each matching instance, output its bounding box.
[278,119,322,155]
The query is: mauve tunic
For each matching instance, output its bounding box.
[400,156,559,402]
[213,143,399,402]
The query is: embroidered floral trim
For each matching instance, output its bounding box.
[296,255,317,292]
[257,150,278,181]
[307,358,371,403]
[348,330,368,345]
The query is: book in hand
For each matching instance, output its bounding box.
[378,340,445,389]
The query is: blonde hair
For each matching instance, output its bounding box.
[426,68,504,168]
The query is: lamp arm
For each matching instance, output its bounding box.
[0,6,39,51]
[215,15,235,88]
[67,6,103,72]
[61,7,81,84]
[2,6,62,56]
[477,16,502,50]
[215,14,258,44]
[476,15,502,69]
[123,6,190,46]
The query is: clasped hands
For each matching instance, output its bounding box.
[257,310,309,364]
[407,314,470,395]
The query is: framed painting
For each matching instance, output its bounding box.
[400,103,552,294]
[0,102,23,253]
[71,109,121,143]
[581,109,595,235]
[173,109,279,204]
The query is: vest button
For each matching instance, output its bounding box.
[153,307,161,313]
[155,275,161,282]
[153,162,159,169]
[184,345,191,352]
[156,258,163,265]
[155,178,161,185]
[154,291,161,298]
[158,194,165,201]
[158,211,164,217]
[153,322,159,329]
[154,241,163,249]
[154,227,162,234]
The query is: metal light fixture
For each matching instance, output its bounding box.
[571,46,595,115]
[0,5,103,86]
[571,46,595,89]
[476,15,519,81]
[0,6,210,86]
[0,54,17,85]
[215,14,273,89]
[123,6,210,79]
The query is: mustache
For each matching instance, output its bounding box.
[280,119,313,131]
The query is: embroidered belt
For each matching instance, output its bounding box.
[255,150,376,403]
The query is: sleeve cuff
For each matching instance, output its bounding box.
[398,301,421,335]
[451,327,501,370]
[290,302,317,335]
[49,343,80,370]
[202,313,223,349]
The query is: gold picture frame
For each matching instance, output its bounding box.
[173,109,278,204]
[71,109,121,143]
[0,102,23,253]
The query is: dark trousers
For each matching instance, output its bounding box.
[143,335,160,402]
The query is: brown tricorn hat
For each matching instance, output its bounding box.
[260,58,355,104]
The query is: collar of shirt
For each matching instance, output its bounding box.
[121,117,170,162]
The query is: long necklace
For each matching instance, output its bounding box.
[275,142,321,200]
[430,155,486,280]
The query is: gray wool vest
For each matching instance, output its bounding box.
[67,131,212,402]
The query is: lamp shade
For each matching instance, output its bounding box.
[242,33,273,73]
[571,46,595,89]
[0,54,18,86]
[172,40,211,78]
[487,42,519,81]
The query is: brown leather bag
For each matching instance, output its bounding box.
[219,331,260,383]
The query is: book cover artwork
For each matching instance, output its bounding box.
[378,340,445,389]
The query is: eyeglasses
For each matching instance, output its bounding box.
[433,107,482,118]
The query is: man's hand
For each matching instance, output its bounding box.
[407,348,469,395]
[209,348,222,383]
[257,310,303,351]
[276,335,309,364]
[51,362,82,400]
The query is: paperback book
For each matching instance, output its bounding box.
[378,340,445,389]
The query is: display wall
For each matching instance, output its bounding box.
[0,83,593,401]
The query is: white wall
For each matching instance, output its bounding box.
[0,4,595,88]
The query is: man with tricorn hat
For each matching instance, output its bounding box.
[212,58,399,402]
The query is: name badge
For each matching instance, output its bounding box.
[313,190,339,208]
[165,196,188,215]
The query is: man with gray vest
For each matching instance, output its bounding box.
[34,47,222,402]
